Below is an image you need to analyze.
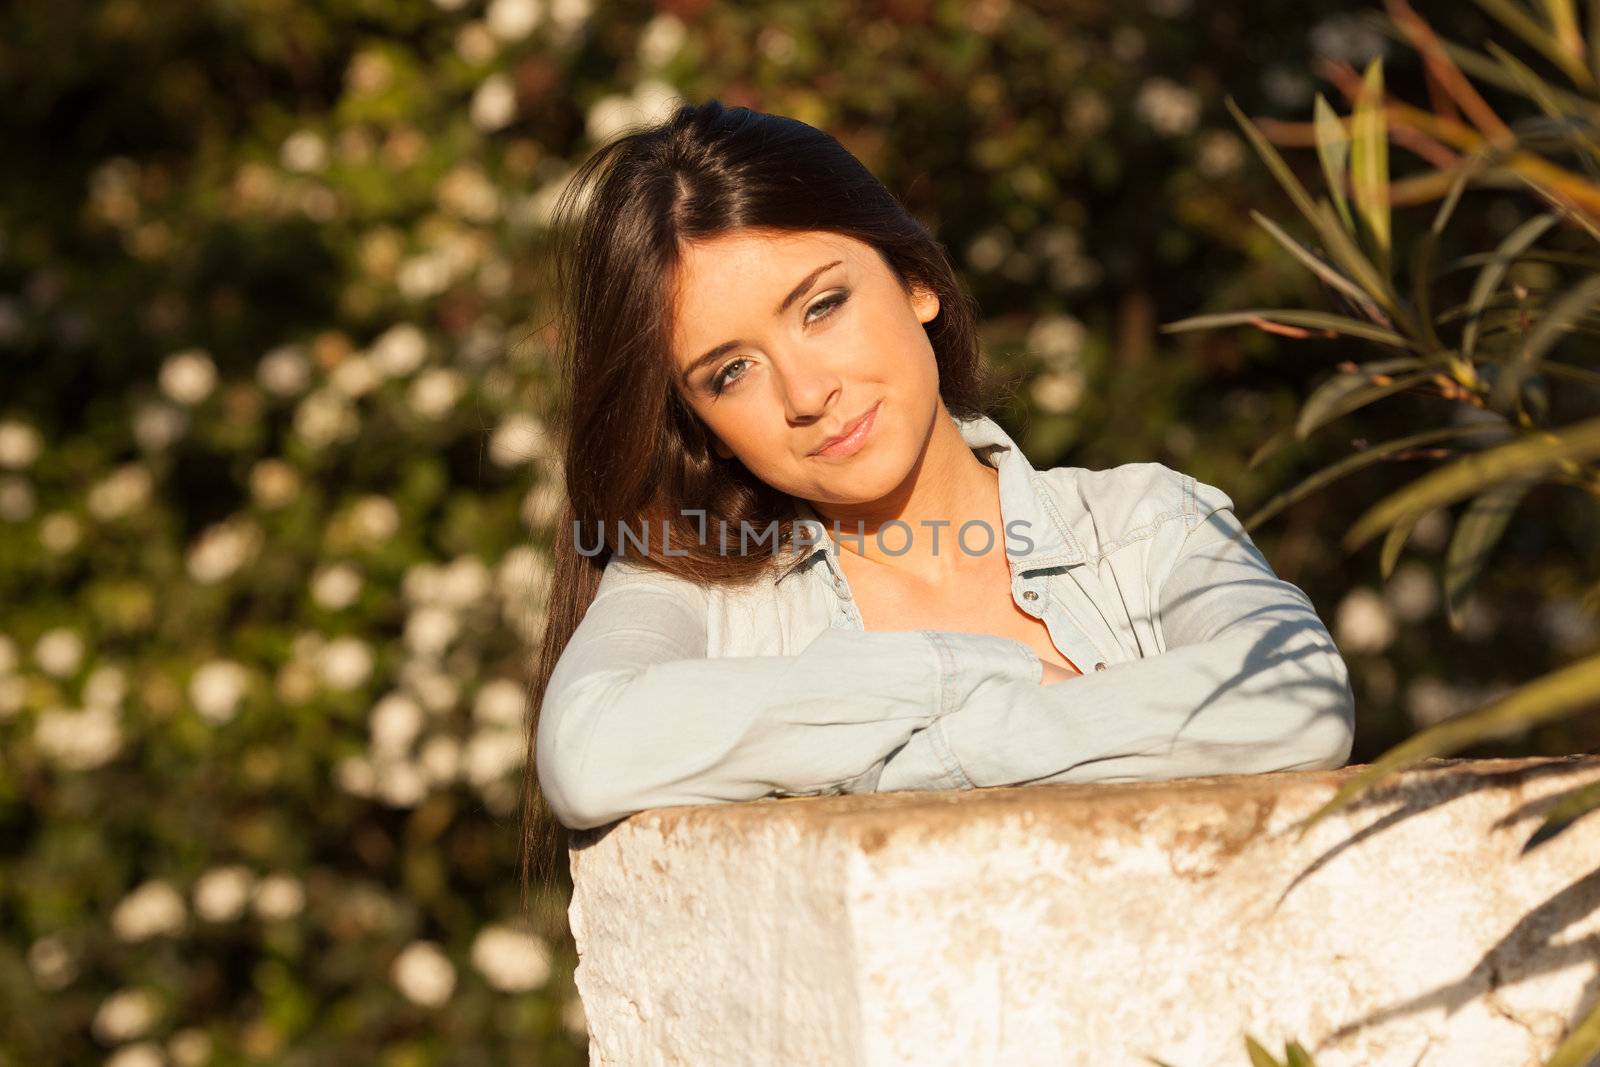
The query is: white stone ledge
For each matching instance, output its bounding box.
[567,756,1600,1066]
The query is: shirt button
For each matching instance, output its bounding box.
[1094,661,1107,672]
[1021,590,1039,602]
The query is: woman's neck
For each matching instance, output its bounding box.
[804,408,1002,586]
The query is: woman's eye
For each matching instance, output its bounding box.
[709,290,848,396]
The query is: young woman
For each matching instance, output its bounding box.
[519,100,1353,890]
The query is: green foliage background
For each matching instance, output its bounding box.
[1,1,1595,1064]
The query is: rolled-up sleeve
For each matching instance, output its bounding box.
[875,478,1356,793]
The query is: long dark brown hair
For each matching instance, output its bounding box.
[519,99,1014,916]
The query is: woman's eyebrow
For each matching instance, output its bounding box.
[679,259,844,384]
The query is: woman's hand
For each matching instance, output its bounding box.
[1039,660,1080,685]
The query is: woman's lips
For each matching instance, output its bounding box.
[812,400,881,458]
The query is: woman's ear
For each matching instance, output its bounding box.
[910,282,940,325]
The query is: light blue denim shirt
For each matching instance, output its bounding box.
[536,412,1355,831]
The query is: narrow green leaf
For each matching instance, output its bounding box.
[1241,424,1512,531]
[1521,777,1600,853]
[1313,94,1355,234]
[1159,309,1416,348]
[1443,480,1535,629]
[1485,39,1600,173]
[1350,58,1391,261]
[1471,0,1597,88]
[1295,369,1436,441]
[1543,995,1600,1067]
[1284,1042,1318,1067]
[1245,1036,1287,1067]
[1379,512,1420,579]
[1416,148,1498,352]
[1251,210,1380,311]
[1289,652,1600,841]
[1343,414,1600,552]
[1247,425,1299,472]
[1461,213,1561,360]
[1488,272,1600,413]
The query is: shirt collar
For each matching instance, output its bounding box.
[771,411,1085,587]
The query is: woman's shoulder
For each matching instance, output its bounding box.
[594,553,710,604]
[1032,460,1235,534]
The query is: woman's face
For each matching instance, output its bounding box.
[668,229,943,507]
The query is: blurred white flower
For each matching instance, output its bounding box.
[520,478,563,532]
[497,544,551,606]
[371,324,428,378]
[584,92,643,145]
[312,562,363,610]
[405,667,460,714]
[186,519,263,584]
[633,77,682,126]
[1135,77,1200,137]
[1458,595,1496,641]
[464,727,524,787]
[473,678,525,729]
[1310,13,1387,64]
[252,872,305,921]
[456,21,499,64]
[471,74,519,132]
[0,420,43,469]
[87,464,154,522]
[27,935,77,990]
[280,129,329,174]
[167,1029,213,1067]
[1065,89,1110,137]
[35,705,123,770]
[561,994,588,1038]
[329,353,380,398]
[404,605,458,659]
[375,758,428,808]
[1029,371,1084,415]
[486,0,541,40]
[1384,561,1438,623]
[438,555,492,607]
[638,12,686,68]
[193,865,255,923]
[0,673,28,718]
[93,987,160,1042]
[407,368,466,420]
[293,389,359,448]
[471,924,552,992]
[1335,587,1395,653]
[392,940,456,1007]
[1196,130,1245,179]
[1027,313,1086,371]
[105,1044,164,1067]
[1405,676,1470,729]
[257,343,313,397]
[350,495,401,543]
[438,164,502,223]
[132,401,188,451]
[0,475,35,522]
[39,511,82,555]
[319,636,374,691]
[249,458,301,509]
[336,754,376,797]
[0,633,16,673]
[1539,598,1599,655]
[83,663,128,709]
[159,349,218,406]
[189,660,251,724]
[34,627,85,678]
[345,50,394,97]
[489,413,556,467]
[370,692,426,755]
[397,251,454,300]
[549,0,592,32]
[418,734,461,785]
[111,879,186,942]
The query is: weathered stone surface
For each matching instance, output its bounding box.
[568,756,1600,1066]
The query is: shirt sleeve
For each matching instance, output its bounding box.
[534,558,1043,830]
[874,477,1356,793]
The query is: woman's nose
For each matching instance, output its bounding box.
[776,353,843,423]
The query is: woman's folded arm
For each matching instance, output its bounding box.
[534,560,1043,830]
[875,482,1356,794]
